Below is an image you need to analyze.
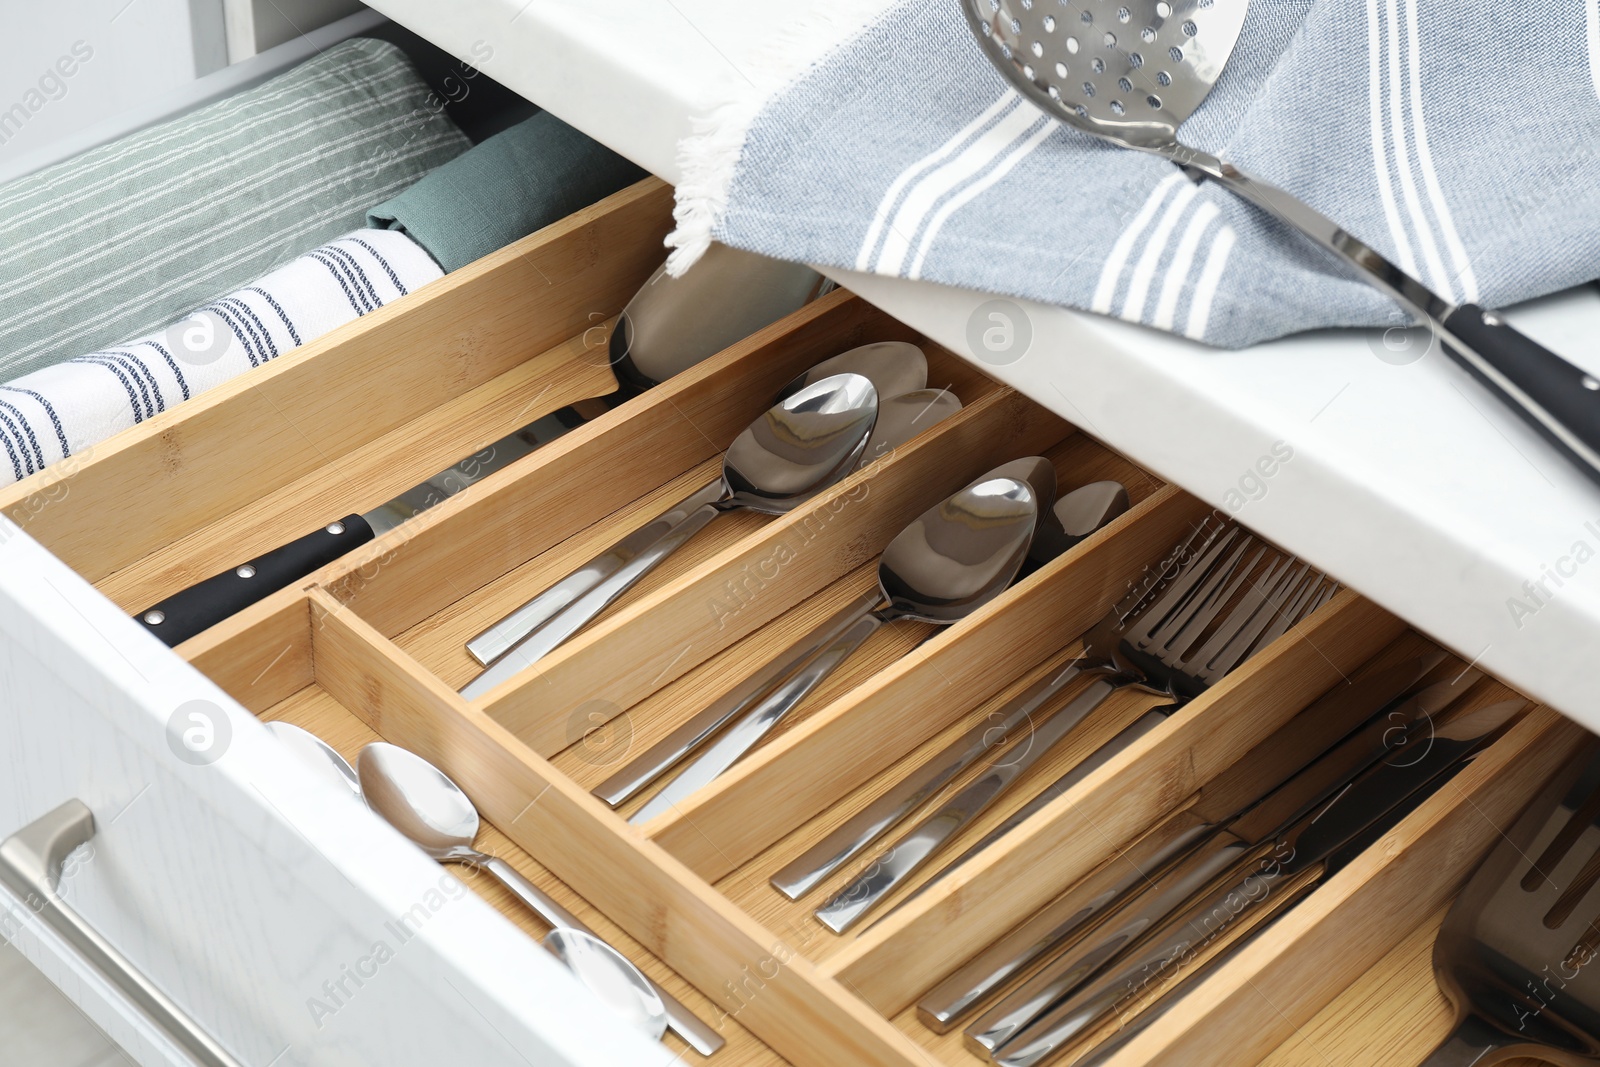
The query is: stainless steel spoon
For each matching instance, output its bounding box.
[463,342,932,671]
[596,456,1053,812]
[355,742,723,1055]
[459,372,880,700]
[1026,479,1131,567]
[265,721,360,799]
[965,0,1600,485]
[766,479,1131,898]
[629,462,1043,824]
[540,928,667,1042]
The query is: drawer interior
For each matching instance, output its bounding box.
[3,177,1584,1067]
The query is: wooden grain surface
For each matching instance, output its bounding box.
[97,326,615,612]
[303,590,938,1067]
[1257,904,1548,1067]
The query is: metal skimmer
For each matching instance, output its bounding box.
[962,0,1600,485]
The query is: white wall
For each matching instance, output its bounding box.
[0,0,225,159]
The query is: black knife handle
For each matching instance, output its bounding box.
[1442,304,1600,485]
[134,514,374,646]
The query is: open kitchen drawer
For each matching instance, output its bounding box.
[0,177,1586,1066]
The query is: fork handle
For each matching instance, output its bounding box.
[1418,1013,1514,1067]
[629,606,885,824]
[813,671,1114,934]
[597,590,882,809]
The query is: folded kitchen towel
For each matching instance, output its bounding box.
[667,0,1600,348]
[0,229,442,487]
[0,37,469,382]
[367,110,648,271]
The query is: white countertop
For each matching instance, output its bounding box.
[365,0,1600,723]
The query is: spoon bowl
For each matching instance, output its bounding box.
[857,387,963,469]
[723,372,878,510]
[541,928,668,1041]
[1029,480,1132,565]
[266,721,360,799]
[358,742,479,859]
[782,340,927,401]
[877,474,1039,623]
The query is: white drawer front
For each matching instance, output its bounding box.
[0,519,671,1066]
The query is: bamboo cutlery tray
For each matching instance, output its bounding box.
[1,178,1585,1067]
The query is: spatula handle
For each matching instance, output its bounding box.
[1417,1012,1513,1067]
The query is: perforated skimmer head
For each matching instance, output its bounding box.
[962,0,1249,152]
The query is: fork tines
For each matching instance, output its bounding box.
[1124,520,1335,696]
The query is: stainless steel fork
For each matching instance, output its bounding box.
[811,522,1334,933]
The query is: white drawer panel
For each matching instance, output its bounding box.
[0,518,668,1067]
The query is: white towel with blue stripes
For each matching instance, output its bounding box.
[666,0,1600,349]
[0,228,441,487]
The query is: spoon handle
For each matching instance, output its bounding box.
[596,589,884,808]
[466,476,726,667]
[476,854,726,1056]
[630,605,887,825]
[460,499,725,700]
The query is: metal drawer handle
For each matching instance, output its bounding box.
[0,800,246,1067]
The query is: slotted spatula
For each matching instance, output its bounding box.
[962,0,1600,486]
[1423,738,1600,1065]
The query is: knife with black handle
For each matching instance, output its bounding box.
[912,651,1452,1034]
[985,697,1527,1067]
[134,423,558,646]
[133,247,823,647]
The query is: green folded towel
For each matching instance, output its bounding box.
[367,110,647,272]
[0,38,469,382]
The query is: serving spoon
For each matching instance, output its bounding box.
[459,372,880,700]
[355,742,721,1054]
[629,461,1044,824]
[463,342,934,672]
[964,0,1600,485]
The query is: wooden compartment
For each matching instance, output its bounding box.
[4,175,1586,1067]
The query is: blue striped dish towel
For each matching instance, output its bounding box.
[0,230,440,487]
[666,0,1600,348]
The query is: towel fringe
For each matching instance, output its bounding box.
[665,0,894,276]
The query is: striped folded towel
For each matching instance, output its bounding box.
[667,0,1600,348]
[0,37,468,382]
[0,230,441,487]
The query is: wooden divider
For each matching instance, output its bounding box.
[644,484,1201,880]
[478,385,1069,752]
[185,592,314,712]
[1105,704,1584,1067]
[308,290,929,640]
[304,588,938,1067]
[819,590,1408,1015]
[98,327,615,611]
[2,179,675,582]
